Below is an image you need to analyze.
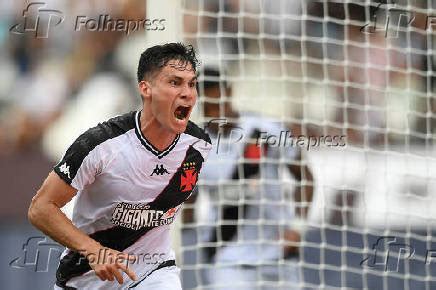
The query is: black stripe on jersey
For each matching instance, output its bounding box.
[134,111,180,159]
[56,145,205,287]
[185,120,212,145]
[53,111,136,185]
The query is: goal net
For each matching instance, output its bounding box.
[176,1,436,289]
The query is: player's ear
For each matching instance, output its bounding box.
[138,80,152,101]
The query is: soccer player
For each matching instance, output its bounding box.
[185,68,313,290]
[28,43,212,290]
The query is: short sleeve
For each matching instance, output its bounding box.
[52,111,136,190]
[53,131,102,191]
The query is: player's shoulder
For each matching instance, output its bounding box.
[71,111,136,153]
[184,120,212,144]
[94,111,136,137]
[54,111,137,185]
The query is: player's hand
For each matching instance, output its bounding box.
[85,244,137,284]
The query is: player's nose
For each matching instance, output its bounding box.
[180,83,195,101]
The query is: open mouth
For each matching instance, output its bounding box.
[174,105,191,120]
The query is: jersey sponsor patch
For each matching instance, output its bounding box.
[111,202,180,230]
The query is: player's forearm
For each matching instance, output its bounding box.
[295,184,313,218]
[28,199,100,255]
[294,165,314,218]
[29,196,138,284]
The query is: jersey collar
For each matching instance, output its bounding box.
[134,111,180,159]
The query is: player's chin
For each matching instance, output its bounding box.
[171,116,190,134]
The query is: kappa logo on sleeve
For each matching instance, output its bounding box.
[59,162,71,179]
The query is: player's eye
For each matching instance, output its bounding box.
[189,81,196,88]
[170,80,178,86]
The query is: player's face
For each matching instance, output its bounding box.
[147,61,198,134]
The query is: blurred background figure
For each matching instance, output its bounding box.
[180,1,436,289]
[182,67,313,290]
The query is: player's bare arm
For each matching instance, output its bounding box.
[28,172,137,284]
[288,150,314,218]
[285,150,314,254]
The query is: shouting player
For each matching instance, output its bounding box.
[28,43,212,290]
[184,67,313,290]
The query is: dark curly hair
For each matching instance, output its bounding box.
[137,43,199,83]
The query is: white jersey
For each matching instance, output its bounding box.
[200,114,298,264]
[53,111,211,289]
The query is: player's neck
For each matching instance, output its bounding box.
[140,110,177,151]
